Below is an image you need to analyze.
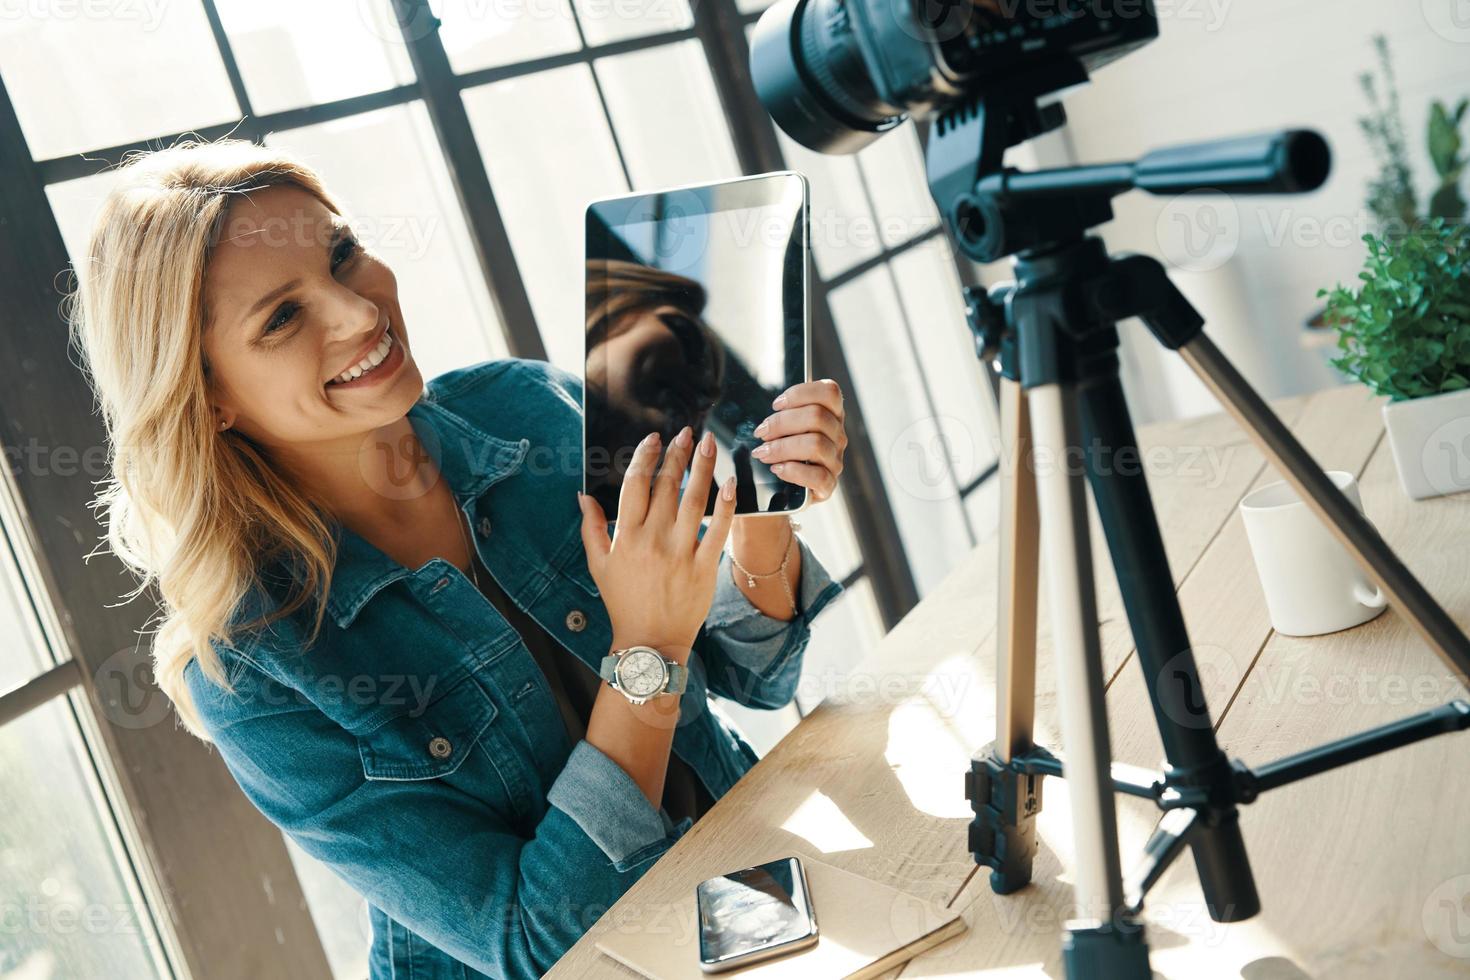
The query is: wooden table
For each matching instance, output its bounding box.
[550,384,1470,980]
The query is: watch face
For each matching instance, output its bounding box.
[616,648,667,698]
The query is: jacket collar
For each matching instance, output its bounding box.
[322,395,530,629]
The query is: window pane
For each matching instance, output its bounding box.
[830,269,974,595]
[0,696,171,980]
[437,0,580,74]
[889,243,1000,488]
[283,835,371,980]
[0,699,171,980]
[798,483,861,584]
[47,170,127,281]
[264,101,509,381]
[963,476,1000,543]
[0,4,240,160]
[0,499,173,980]
[855,122,940,248]
[574,0,692,46]
[794,576,886,713]
[595,40,741,190]
[464,66,629,370]
[212,0,416,115]
[774,129,882,279]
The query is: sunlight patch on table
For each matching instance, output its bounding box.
[881,652,996,818]
[780,790,874,854]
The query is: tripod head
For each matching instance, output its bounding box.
[925,68,1332,264]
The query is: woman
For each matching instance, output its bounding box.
[65,138,850,978]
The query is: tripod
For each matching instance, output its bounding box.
[928,68,1470,979]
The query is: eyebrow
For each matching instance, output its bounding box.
[236,223,349,330]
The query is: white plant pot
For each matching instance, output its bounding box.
[1381,387,1470,500]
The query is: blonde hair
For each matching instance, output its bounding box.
[64,138,347,740]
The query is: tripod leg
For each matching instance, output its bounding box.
[1076,368,1261,924]
[1179,333,1470,685]
[1027,383,1128,921]
[967,377,1046,894]
[997,376,1041,761]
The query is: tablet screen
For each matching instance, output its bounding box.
[584,172,808,521]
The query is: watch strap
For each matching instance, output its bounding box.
[666,662,688,695]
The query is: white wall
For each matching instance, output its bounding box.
[1025,0,1470,424]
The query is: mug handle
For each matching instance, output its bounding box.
[1351,512,1387,611]
[1353,581,1387,610]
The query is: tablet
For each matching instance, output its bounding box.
[584,171,810,522]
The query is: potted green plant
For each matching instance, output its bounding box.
[1320,219,1470,499]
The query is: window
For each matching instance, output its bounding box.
[0,505,173,979]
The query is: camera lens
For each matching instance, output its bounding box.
[750,0,902,154]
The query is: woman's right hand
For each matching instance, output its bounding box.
[577,426,737,659]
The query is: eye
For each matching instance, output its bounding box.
[332,234,360,270]
[264,301,300,334]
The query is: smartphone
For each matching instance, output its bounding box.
[696,856,819,973]
[584,171,812,522]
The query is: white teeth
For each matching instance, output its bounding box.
[329,331,393,385]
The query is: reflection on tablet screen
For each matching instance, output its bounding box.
[585,173,808,521]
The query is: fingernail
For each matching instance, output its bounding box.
[721,476,736,501]
[642,431,660,448]
[699,430,715,457]
[676,425,692,447]
[754,418,771,438]
[772,393,788,409]
[771,463,785,474]
[751,444,770,459]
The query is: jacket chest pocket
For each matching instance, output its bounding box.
[354,671,532,821]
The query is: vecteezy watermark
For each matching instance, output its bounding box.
[356,0,441,43]
[359,416,447,501]
[888,415,981,503]
[966,889,1240,947]
[357,0,682,44]
[1419,412,1470,498]
[0,887,149,937]
[1423,0,1470,44]
[1423,874,1470,959]
[1154,643,1240,729]
[1155,197,1469,272]
[882,413,1240,503]
[1155,191,1242,273]
[0,0,169,30]
[907,0,1234,45]
[94,646,174,731]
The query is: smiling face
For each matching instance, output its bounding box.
[201,184,424,458]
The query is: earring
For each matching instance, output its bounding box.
[218,419,229,431]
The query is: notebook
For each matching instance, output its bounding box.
[593,852,967,979]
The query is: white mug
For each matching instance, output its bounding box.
[1239,470,1387,637]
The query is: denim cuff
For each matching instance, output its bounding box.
[546,739,681,867]
[708,535,843,634]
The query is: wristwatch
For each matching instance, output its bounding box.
[600,646,688,705]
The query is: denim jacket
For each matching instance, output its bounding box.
[183,357,843,979]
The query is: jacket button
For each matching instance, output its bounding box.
[565,609,588,632]
[477,516,492,537]
[428,736,452,759]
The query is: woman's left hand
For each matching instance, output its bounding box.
[748,379,847,505]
